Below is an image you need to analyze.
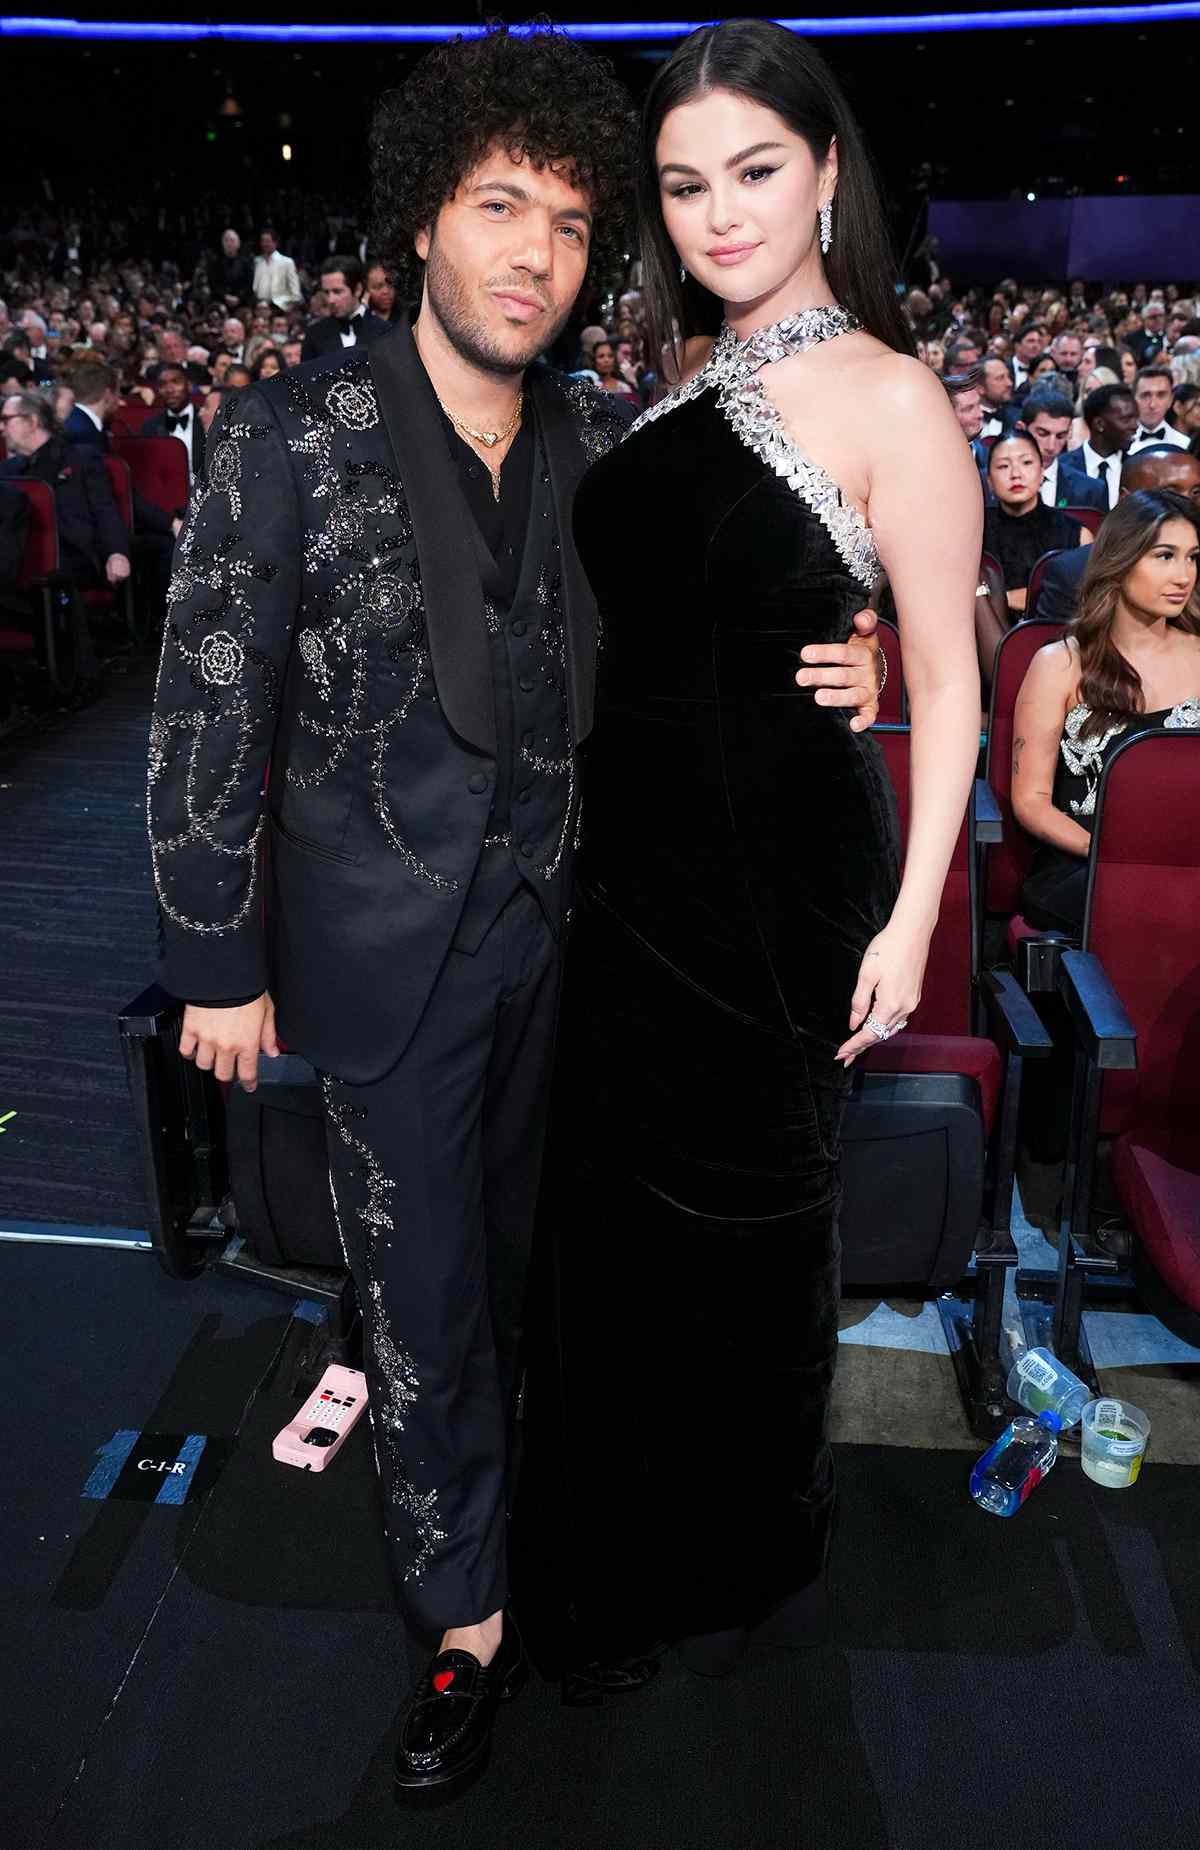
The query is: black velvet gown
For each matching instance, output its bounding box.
[521,310,902,1668]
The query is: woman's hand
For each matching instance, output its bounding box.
[836,919,930,1067]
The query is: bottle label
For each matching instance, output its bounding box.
[1017,1351,1058,1394]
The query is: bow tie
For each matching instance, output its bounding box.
[166,410,190,430]
[1140,427,1166,441]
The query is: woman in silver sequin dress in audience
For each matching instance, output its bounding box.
[528,20,982,1686]
[1015,489,1200,935]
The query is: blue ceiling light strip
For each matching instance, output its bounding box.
[4,7,1200,44]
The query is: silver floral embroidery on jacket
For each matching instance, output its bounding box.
[631,307,879,588]
[321,1079,448,1583]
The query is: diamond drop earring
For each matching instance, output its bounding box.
[819,200,833,255]
[680,262,687,283]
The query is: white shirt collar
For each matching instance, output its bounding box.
[1039,457,1058,504]
[78,401,104,432]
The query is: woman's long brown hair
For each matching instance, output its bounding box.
[1070,488,1200,740]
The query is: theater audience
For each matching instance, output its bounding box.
[983,431,1090,614]
[250,348,283,382]
[1013,487,1200,934]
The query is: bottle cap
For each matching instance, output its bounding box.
[1037,1410,1063,1433]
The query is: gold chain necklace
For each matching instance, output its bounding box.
[437,391,523,502]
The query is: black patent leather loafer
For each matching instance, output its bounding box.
[394,1613,528,1800]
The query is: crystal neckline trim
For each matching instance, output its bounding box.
[713,304,862,379]
[628,302,879,587]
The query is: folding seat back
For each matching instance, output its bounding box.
[114,435,189,519]
[983,618,1066,917]
[1025,548,1065,621]
[6,478,59,584]
[104,454,135,533]
[1085,727,1200,1158]
[1064,506,1104,536]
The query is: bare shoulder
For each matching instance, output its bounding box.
[851,346,947,418]
[1022,635,1079,700]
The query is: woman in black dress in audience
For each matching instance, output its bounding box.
[1014,488,1200,934]
[528,19,981,1691]
[984,431,1090,615]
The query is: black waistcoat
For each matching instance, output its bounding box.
[455,427,575,951]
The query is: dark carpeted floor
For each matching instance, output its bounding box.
[0,656,162,1233]
[5,1242,1198,1850]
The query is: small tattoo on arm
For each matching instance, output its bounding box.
[1013,736,1026,776]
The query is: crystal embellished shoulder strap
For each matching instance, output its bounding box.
[631,304,861,432]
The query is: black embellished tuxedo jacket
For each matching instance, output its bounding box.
[147,317,627,1082]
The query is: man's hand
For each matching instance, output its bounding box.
[105,552,131,585]
[795,607,884,734]
[171,517,184,538]
[180,993,280,1093]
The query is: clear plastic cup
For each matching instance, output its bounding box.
[1080,1397,1151,1488]
[1007,1347,1092,1428]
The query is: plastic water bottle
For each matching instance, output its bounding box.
[970,1410,1063,1516]
[1006,1347,1090,1427]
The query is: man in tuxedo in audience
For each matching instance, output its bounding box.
[1010,323,1045,391]
[979,357,1013,438]
[0,389,130,593]
[143,362,206,486]
[1036,444,1200,621]
[300,255,392,363]
[1017,388,1107,513]
[253,227,304,311]
[221,319,247,366]
[1048,331,1083,393]
[1128,301,1168,365]
[62,358,181,619]
[1064,384,1137,511]
[1129,366,1190,451]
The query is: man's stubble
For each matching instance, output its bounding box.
[423,230,575,380]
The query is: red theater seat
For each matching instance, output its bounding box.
[1056,727,1200,1352]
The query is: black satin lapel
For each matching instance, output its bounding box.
[528,369,598,746]
[369,320,495,755]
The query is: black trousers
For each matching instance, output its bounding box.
[317,886,560,1640]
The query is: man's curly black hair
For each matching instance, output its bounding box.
[369,23,636,305]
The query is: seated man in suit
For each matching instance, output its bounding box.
[1035,443,1200,621]
[300,254,392,362]
[63,357,181,621]
[1,388,126,681]
[1063,383,1138,512]
[1129,365,1191,451]
[1016,387,1108,514]
[142,362,206,490]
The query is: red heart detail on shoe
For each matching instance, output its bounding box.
[433,1670,456,1693]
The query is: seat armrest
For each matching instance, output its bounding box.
[1057,949,1137,1069]
[973,778,1003,843]
[981,969,1053,1058]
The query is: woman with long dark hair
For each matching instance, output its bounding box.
[1014,489,1200,933]
[535,18,981,1686]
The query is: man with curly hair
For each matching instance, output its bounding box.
[148,24,883,1798]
